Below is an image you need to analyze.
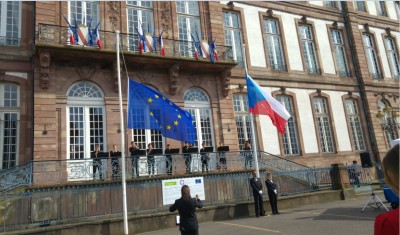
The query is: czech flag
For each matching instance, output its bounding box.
[246,74,290,134]
[96,27,102,49]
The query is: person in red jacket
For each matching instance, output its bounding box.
[374,144,399,235]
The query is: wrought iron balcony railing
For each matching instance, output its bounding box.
[0,36,20,47]
[271,63,287,72]
[37,24,234,63]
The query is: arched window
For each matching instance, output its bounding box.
[184,88,214,147]
[0,83,19,169]
[344,99,366,151]
[233,94,253,150]
[67,81,106,159]
[276,95,299,155]
[131,84,164,150]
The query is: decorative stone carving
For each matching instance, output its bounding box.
[385,28,391,37]
[301,16,307,24]
[280,87,286,93]
[227,1,234,10]
[160,2,172,37]
[316,89,321,95]
[266,9,273,17]
[76,64,96,80]
[108,2,121,31]
[332,21,338,29]
[168,63,179,95]
[364,23,369,32]
[39,50,51,89]
[220,68,231,97]
[189,74,200,86]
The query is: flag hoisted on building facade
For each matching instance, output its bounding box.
[127,79,196,144]
[246,74,290,134]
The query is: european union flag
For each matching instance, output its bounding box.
[127,79,196,144]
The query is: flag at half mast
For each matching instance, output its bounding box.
[127,79,196,144]
[246,74,290,134]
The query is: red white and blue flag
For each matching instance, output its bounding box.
[158,32,165,56]
[96,27,102,49]
[68,27,75,45]
[246,74,290,134]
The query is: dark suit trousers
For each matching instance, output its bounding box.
[253,194,264,216]
[268,192,278,214]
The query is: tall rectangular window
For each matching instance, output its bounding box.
[331,30,350,77]
[345,99,366,151]
[69,1,100,26]
[313,97,334,153]
[176,1,201,57]
[355,1,367,12]
[0,1,21,46]
[126,1,153,52]
[324,1,338,9]
[264,18,286,71]
[299,25,320,74]
[0,83,20,169]
[363,34,381,79]
[276,95,299,155]
[376,2,387,16]
[224,11,243,66]
[384,37,400,80]
[233,94,253,150]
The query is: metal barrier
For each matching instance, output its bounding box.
[0,168,332,232]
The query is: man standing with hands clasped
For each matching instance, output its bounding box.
[250,170,265,217]
[265,172,279,215]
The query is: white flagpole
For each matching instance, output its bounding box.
[242,44,260,178]
[116,30,129,235]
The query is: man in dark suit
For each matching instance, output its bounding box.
[91,144,103,180]
[265,172,279,215]
[249,170,265,217]
[165,144,173,176]
[200,142,209,173]
[169,185,203,235]
[182,143,191,174]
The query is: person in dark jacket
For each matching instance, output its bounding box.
[265,172,279,215]
[249,170,265,217]
[169,185,203,235]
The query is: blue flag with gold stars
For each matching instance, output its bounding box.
[127,79,196,144]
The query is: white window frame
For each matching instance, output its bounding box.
[313,97,335,153]
[68,1,100,26]
[66,82,107,160]
[233,94,253,150]
[299,25,319,74]
[363,34,381,79]
[126,1,153,52]
[331,30,350,77]
[277,95,300,156]
[0,83,20,169]
[0,1,21,46]
[184,88,214,148]
[264,18,285,71]
[345,99,366,151]
[384,37,400,80]
[376,1,388,17]
[224,11,243,66]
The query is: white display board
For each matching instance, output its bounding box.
[162,177,205,205]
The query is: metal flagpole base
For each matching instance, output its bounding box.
[361,192,389,212]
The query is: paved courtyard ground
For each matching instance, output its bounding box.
[136,192,391,235]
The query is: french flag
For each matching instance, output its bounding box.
[246,74,290,134]
[68,27,75,45]
[96,28,102,49]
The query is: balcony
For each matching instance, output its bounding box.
[0,36,20,47]
[36,24,235,67]
[271,63,287,72]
